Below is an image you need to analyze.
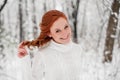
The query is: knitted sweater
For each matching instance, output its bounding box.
[20,40,83,80]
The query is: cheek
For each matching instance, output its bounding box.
[54,34,61,39]
[51,33,60,39]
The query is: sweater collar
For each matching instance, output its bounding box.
[48,40,73,53]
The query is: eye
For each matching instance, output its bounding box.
[56,29,61,33]
[64,25,68,29]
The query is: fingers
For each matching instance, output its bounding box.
[18,52,26,58]
[18,42,25,48]
[18,48,28,58]
[18,41,28,58]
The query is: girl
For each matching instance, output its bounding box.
[18,10,83,80]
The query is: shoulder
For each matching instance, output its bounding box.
[72,42,83,52]
[72,42,82,49]
[33,46,55,58]
[72,42,79,47]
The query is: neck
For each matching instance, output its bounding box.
[48,39,73,52]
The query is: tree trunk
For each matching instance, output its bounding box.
[0,14,4,54]
[103,0,120,62]
[72,0,80,43]
[19,0,24,42]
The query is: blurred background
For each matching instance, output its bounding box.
[0,0,120,80]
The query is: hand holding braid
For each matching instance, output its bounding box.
[18,41,30,58]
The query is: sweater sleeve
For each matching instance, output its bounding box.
[19,55,33,80]
[32,52,45,80]
[17,47,33,80]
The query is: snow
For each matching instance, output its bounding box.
[111,34,117,38]
[0,0,120,80]
[0,0,4,6]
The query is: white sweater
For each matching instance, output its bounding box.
[20,40,83,80]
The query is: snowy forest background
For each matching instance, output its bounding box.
[0,0,120,80]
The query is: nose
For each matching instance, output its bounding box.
[61,30,67,37]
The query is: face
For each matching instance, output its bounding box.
[49,17,72,44]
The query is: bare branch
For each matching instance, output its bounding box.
[0,0,7,12]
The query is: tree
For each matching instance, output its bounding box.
[0,14,5,57]
[18,0,24,42]
[71,0,80,43]
[0,0,7,12]
[103,0,120,62]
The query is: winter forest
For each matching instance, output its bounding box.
[0,0,120,80]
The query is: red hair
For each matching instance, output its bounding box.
[23,10,68,48]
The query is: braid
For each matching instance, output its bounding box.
[23,33,52,48]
